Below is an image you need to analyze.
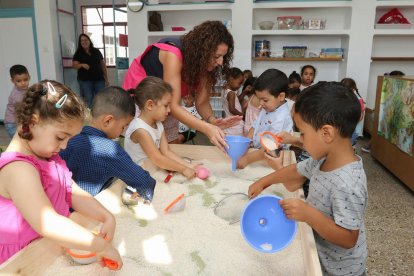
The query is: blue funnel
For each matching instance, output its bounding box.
[240,195,297,253]
[225,135,251,172]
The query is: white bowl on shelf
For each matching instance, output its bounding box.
[259,21,274,30]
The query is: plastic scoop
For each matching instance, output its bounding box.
[225,135,251,172]
[259,131,283,157]
[164,193,186,213]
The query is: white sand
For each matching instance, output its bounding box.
[44,158,306,275]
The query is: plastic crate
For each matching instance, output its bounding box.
[283,46,307,58]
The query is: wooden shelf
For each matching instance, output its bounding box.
[371,57,414,61]
[253,57,343,61]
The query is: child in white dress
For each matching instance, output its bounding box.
[124,77,196,179]
[222,67,245,136]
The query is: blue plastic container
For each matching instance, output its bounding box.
[225,135,251,172]
[240,195,297,253]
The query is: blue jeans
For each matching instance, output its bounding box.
[78,80,105,107]
[5,123,17,138]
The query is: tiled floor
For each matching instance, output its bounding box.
[0,126,413,275]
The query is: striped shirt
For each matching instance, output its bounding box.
[60,126,156,200]
[297,157,368,276]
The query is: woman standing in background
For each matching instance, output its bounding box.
[73,34,108,107]
[123,21,241,149]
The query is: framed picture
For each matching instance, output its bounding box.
[308,19,322,30]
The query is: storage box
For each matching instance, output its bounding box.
[304,19,326,30]
[277,16,302,30]
[283,46,307,58]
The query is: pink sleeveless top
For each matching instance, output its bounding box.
[0,152,72,265]
[122,43,188,97]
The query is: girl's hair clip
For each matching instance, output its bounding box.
[47,82,57,96]
[55,94,68,109]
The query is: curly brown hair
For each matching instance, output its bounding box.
[15,80,86,140]
[181,21,234,92]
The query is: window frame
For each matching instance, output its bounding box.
[80,4,128,68]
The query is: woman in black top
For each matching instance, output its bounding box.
[72,34,108,107]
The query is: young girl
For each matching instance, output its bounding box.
[242,76,260,135]
[237,69,294,169]
[340,78,365,145]
[222,67,245,136]
[124,77,196,179]
[0,81,122,268]
[299,65,316,91]
[288,70,301,90]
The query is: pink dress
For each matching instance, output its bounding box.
[244,96,261,134]
[222,89,244,136]
[0,152,72,265]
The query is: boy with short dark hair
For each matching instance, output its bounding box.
[4,65,30,137]
[249,82,368,276]
[60,86,156,201]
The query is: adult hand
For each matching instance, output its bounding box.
[205,123,228,152]
[214,115,243,130]
[82,64,90,70]
[279,198,310,222]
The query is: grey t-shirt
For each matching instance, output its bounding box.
[297,157,368,276]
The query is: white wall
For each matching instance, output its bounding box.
[0,17,39,121]
[34,0,62,82]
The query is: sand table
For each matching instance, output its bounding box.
[44,158,307,275]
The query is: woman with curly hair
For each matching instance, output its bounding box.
[123,21,241,150]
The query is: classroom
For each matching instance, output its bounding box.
[0,0,413,275]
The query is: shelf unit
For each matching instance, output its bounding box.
[127,0,414,111]
[367,0,414,107]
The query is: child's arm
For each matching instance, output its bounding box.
[277,131,303,148]
[236,148,265,169]
[248,163,306,198]
[2,162,122,267]
[226,91,243,116]
[133,129,195,178]
[246,127,254,139]
[71,181,116,241]
[279,199,360,249]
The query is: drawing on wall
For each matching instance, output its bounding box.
[378,77,414,156]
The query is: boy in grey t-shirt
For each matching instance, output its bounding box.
[249,82,368,276]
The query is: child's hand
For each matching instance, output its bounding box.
[214,115,243,129]
[279,198,310,222]
[97,244,123,270]
[182,167,196,179]
[265,150,284,171]
[236,156,248,169]
[99,214,116,242]
[248,181,264,199]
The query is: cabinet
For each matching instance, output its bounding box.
[127,0,414,113]
[371,76,414,192]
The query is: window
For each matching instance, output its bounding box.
[81,5,128,67]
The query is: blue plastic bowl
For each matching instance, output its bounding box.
[240,195,297,253]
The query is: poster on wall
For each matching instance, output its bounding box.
[378,77,414,156]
